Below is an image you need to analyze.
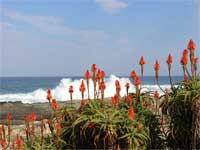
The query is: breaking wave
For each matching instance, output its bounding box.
[0,75,171,103]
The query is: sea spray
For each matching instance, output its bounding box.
[0,75,171,103]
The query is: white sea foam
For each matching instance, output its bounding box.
[0,75,171,103]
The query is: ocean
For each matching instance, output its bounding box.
[0,75,183,103]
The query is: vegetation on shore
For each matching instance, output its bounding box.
[0,39,199,150]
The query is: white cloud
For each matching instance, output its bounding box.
[3,9,73,34]
[2,8,106,40]
[95,0,127,14]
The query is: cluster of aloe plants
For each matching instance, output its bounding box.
[161,40,200,149]
[0,39,199,149]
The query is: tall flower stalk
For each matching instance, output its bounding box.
[15,134,23,150]
[7,113,12,146]
[79,80,86,108]
[193,58,198,80]
[55,123,61,150]
[24,114,30,141]
[154,91,159,115]
[30,112,36,137]
[115,80,121,98]
[130,70,137,80]
[154,60,164,93]
[100,80,106,101]
[180,49,188,79]
[91,64,97,99]
[85,70,90,101]
[128,105,135,122]
[139,56,146,78]
[68,85,74,106]
[134,76,141,105]
[40,115,45,142]
[166,54,173,89]
[187,39,195,79]
[125,82,130,96]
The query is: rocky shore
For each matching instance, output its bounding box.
[0,100,80,125]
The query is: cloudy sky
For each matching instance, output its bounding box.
[0,0,199,76]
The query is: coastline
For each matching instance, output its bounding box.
[0,100,81,125]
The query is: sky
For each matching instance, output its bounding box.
[0,0,199,76]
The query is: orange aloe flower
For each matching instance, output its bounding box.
[79,80,86,93]
[96,69,101,80]
[183,49,188,55]
[30,112,36,122]
[51,99,59,111]
[55,123,61,136]
[0,140,6,149]
[134,76,141,87]
[111,95,118,105]
[46,89,52,101]
[91,64,97,73]
[79,80,86,99]
[139,56,146,65]
[100,80,106,90]
[180,49,188,77]
[128,106,135,121]
[139,56,146,77]
[15,134,23,149]
[100,70,105,79]
[97,70,105,80]
[100,80,106,100]
[30,112,36,136]
[85,70,90,80]
[154,60,160,71]
[187,39,195,50]
[125,82,130,95]
[181,55,188,65]
[166,54,173,65]
[154,60,160,81]
[7,113,12,121]
[130,70,137,79]
[69,85,74,94]
[181,50,188,65]
[166,54,173,88]
[126,94,133,103]
[115,80,121,97]
[154,91,159,99]
[69,85,74,104]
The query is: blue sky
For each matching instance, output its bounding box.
[0,0,199,76]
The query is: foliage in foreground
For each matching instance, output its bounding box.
[0,39,199,150]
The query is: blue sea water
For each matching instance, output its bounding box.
[0,76,183,103]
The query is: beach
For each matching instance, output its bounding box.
[0,101,80,125]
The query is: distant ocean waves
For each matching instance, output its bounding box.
[0,75,174,103]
